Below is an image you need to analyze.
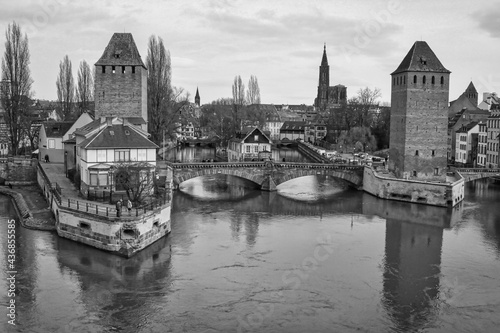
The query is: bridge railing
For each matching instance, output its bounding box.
[162,161,364,170]
[455,168,500,173]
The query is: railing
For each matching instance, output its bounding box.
[58,194,170,218]
[164,161,364,171]
[455,168,500,173]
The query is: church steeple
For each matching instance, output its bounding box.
[195,87,200,107]
[315,44,330,109]
[321,43,328,66]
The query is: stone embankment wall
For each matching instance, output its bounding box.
[363,167,464,207]
[0,158,38,184]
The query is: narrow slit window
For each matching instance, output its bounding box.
[414,75,417,84]
[122,66,125,74]
[112,66,116,73]
[132,66,135,74]
[423,76,426,84]
[441,76,444,85]
[102,66,106,73]
[415,150,419,156]
[432,76,435,84]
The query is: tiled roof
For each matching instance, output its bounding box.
[392,41,450,75]
[456,122,478,133]
[466,81,477,93]
[74,118,102,136]
[449,93,482,116]
[43,121,74,137]
[281,121,306,131]
[80,124,158,149]
[95,33,146,68]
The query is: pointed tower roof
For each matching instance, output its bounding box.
[95,33,146,68]
[466,81,477,93]
[195,87,200,99]
[321,43,328,66]
[392,41,450,75]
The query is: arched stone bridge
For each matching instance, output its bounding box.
[164,161,365,191]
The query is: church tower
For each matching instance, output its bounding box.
[465,81,478,106]
[195,87,200,107]
[94,33,147,125]
[315,44,330,110]
[389,41,451,181]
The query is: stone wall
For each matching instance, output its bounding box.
[363,167,463,207]
[390,72,450,181]
[0,158,38,184]
[94,65,147,121]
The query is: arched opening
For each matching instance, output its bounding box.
[413,75,417,84]
[423,76,426,84]
[432,76,435,84]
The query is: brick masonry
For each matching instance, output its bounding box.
[94,65,147,121]
[389,72,450,181]
[0,158,38,184]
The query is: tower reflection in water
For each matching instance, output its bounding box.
[362,194,461,332]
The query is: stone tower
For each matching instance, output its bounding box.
[315,44,329,110]
[195,87,200,107]
[389,41,451,181]
[465,81,478,106]
[94,33,147,124]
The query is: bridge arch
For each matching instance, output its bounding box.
[167,161,364,191]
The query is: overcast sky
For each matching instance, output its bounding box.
[1,0,499,105]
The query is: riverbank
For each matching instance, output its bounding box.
[0,185,56,231]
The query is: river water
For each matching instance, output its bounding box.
[1,151,500,332]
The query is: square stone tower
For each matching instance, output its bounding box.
[94,33,147,126]
[389,41,451,181]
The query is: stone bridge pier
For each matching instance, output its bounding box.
[167,161,365,191]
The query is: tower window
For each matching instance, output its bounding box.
[122,66,125,74]
[423,76,426,84]
[112,66,116,74]
[102,66,105,73]
[441,76,444,85]
[413,75,417,84]
[132,66,135,74]
[432,150,435,156]
[415,150,419,156]
[432,76,435,84]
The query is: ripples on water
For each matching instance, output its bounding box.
[1,177,500,333]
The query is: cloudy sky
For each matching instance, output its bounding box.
[1,0,499,105]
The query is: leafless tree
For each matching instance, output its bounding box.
[356,87,381,127]
[113,162,157,204]
[232,75,245,106]
[56,55,75,120]
[76,60,93,115]
[1,22,33,156]
[246,75,261,105]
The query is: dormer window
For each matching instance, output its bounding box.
[419,56,427,65]
[109,130,114,136]
[125,130,130,136]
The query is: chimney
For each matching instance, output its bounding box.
[106,117,113,126]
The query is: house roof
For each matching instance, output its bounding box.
[281,121,306,131]
[80,124,158,149]
[95,33,146,68]
[42,121,74,138]
[392,41,450,75]
[449,93,482,117]
[456,122,478,133]
[228,127,272,144]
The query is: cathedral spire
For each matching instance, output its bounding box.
[321,43,328,66]
[195,87,200,107]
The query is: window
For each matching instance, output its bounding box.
[423,76,426,84]
[441,76,444,85]
[415,150,419,156]
[102,66,106,73]
[97,149,106,162]
[132,66,135,74]
[115,150,130,161]
[413,171,417,177]
[254,146,258,153]
[413,75,417,84]
[89,170,109,186]
[246,145,250,153]
[112,66,116,73]
[48,139,55,149]
[432,150,435,156]
[138,149,147,161]
[432,76,435,84]
[122,66,125,74]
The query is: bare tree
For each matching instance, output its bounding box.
[146,35,174,145]
[232,75,245,106]
[231,75,245,133]
[113,162,157,204]
[56,55,75,120]
[76,60,93,115]
[1,22,33,156]
[246,75,261,105]
[356,87,381,127]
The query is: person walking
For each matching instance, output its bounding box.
[127,199,132,215]
[116,199,122,217]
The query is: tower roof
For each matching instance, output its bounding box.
[95,33,146,68]
[466,81,477,93]
[392,41,450,75]
[195,87,200,99]
[321,44,328,66]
